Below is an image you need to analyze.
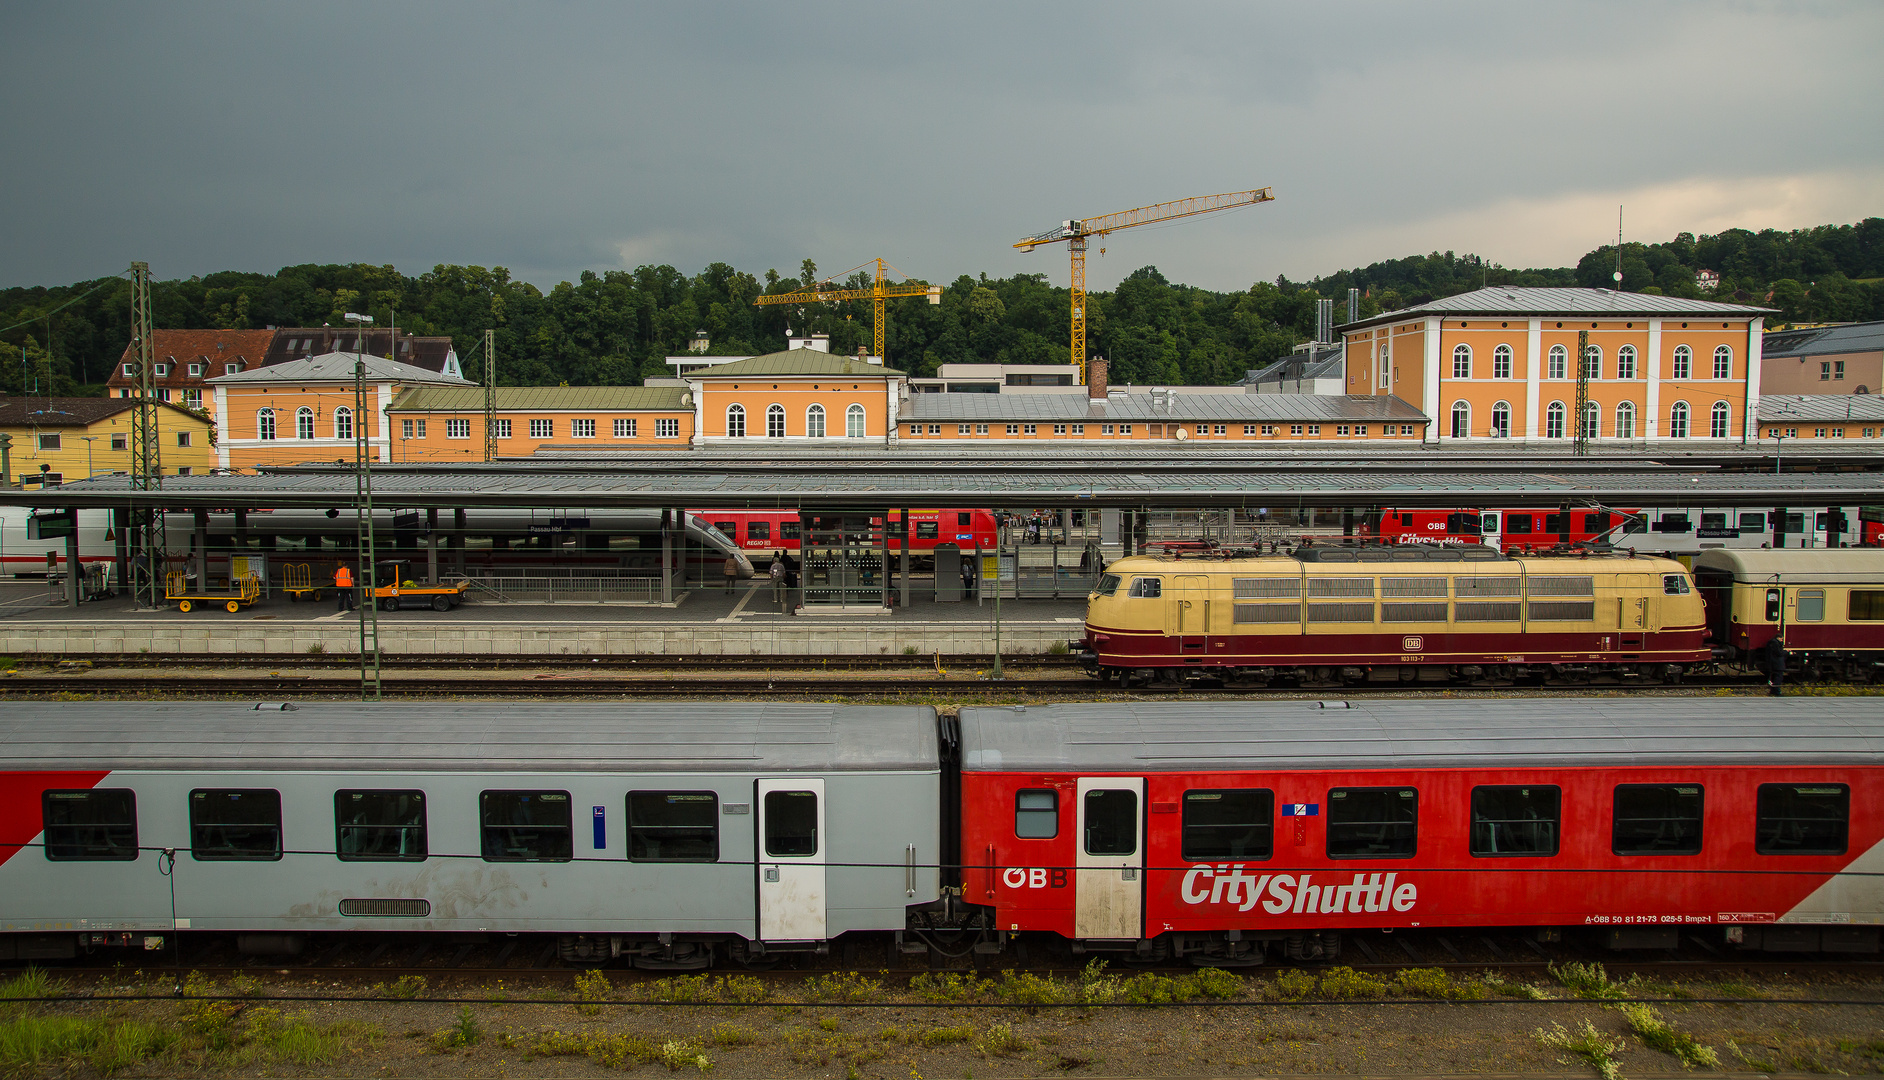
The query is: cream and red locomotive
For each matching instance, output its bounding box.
[1078,545,1707,686]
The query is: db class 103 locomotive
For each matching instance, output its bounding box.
[3,699,1883,968]
[1077,544,1707,687]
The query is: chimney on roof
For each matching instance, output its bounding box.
[1088,357,1108,403]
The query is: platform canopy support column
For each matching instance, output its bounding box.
[426,508,439,582]
[661,509,673,605]
[64,529,79,607]
[194,510,209,585]
[899,506,910,611]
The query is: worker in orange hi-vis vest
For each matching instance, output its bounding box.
[334,563,356,613]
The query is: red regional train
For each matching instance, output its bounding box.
[1370,506,1881,555]
[691,509,998,555]
[6,699,1879,967]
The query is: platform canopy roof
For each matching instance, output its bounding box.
[13,456,1884,511]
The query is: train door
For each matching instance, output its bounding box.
[1617,574,1655,650]
[756,779,826,942]
[1165,575,1210,656]
[1074,777,1144,939]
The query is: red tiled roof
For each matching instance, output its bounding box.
[266,328,456,374]
[107,329,276,390]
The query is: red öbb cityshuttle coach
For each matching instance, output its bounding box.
[956,700,1884,964]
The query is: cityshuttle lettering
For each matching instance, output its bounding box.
[1179,868,1417,915]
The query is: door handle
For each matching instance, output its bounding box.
[906,844,917,898]
[764,866,779,882]
[985,844,996,898]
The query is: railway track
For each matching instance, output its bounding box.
[0,672,1780,697]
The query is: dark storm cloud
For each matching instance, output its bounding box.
[1,1,1878,292]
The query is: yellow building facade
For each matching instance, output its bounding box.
[0,397,215,485]
[1342,288,1772,444]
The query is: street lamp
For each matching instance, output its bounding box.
[78,436,98,479]
[344,311,381,701]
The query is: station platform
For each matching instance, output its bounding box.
[0,581,1088,659]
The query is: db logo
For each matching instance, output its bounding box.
[1002,867,1068,889]
[1402,636,1423,651]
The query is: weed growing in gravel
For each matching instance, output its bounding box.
[917,1024,977,1047]
[1393,967,1487,1000]
[0,1013,178,1076]
[1550,961,1630,1000]
[978,1022,1033,1057]
[375,974,427,1000]
[910,971,988,1003]
[573,969,611,1016]
[225,973,263,999]
[710,1023,759,1047]
[1727,1037,1779,1072]
[1480,972,1553,1000]
[1269,969,1319,1000]
[1312,966,1390,1000]
[643,973,770,1005]
[802,971,883,1003]
[428,1006,481,1052]
[0,968,54,1011]
[521,1029,660,1067]
[659,1038,713,1072]
[1537,1019,1626,1080]
[1617,1002,1720,1068]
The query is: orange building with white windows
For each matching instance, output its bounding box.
[684,351,903,446]
[385,386,696,462]
[1341,288,1773,445]
[209,351,474,470]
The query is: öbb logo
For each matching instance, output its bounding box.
[1179,868,1417,915]
[1002,867,1068,889]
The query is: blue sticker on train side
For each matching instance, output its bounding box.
[592,806,606,848]
[1281,803,1320,817]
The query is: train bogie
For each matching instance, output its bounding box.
[1079,546,1706,686]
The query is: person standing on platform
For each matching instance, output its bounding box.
[722,554,740,594]
[334,563,356,613]
[783,551,799,616]
[769,552,786,613]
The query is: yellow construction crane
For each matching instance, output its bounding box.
[1015,186,1274,384]
[754,258,941,365]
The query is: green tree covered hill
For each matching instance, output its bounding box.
[3,218,1879,397]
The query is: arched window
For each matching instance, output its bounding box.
[1547,344,1568,379]
[1581,401,1601,440]
[1711,401,1731,439]
[296,406,314,440]
[334,407,353,441]
[257,408,276,441]
[1451,344,1472,378]
[806,404,826,438]
[1490,401,1511,438]
[1545,401,1566,439]
[1614,401,1636,439]
[1713,345,1733,379]
[1582,343,1602,380]
[1449,400,1470,439]
[1492,344,1512,379]
[1378,343,1389,383]
[1672,344,1692,379]
[1616,344,1637,380]
[726,404,746,438]
[1669,401,1690,439]
[846,404,866,438]
[766,404,785,438]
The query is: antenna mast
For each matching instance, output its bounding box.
[127,262,167,609]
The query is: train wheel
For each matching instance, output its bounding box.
[177,599,192,613]
[225,600,241,614]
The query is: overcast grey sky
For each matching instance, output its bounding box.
[2,2,1879,293]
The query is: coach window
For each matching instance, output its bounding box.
[763,791,818,856]
[480,790,573,862]
[1015,789,1058,839]
[1851,591,1884,620]
[1505,514,1532,535]
[1181,789,1274,861]
[1084,789,1137,856]
[42,789,138,860]
[748,521,771,543]
[1755,784,1848,855]
[916,521,939,540]
[1469,786,1559,857]
[712,520,736,538]
[190,789,283,861]
[1327,787,1417,859]
[335,790,427,861]
[1127,577,1162,598]
[628,791,719,862]
[1612,784,1703,855]
[779,521,801,541]
[1797,589,1825,622]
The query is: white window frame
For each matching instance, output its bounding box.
[1614,401,1635,439]
[446,418,471,439]
[806,404,826,438]
[847,404,866,438]
[1450,401,1470,439]
[571,418,596,439]
[1581,401,1601,440]
[1669,401,1690,439]
[1492,344,1512,379]
[614,418,637,438]
[1546,402,1566,439]
[493,419,512,439]
[296,407,315,440]
[1547,344,1568,380]
[655,417,679,438]
[1490,401,1511,438]
[1615,345,1637,380]
[766,404,785,438]
[1710,401,1730,439]
[1672,344,1692,379]
[334,407,354,441]
[1451,344,1471,379]
[1713,345,1732,380]
[529,418,554,439]
[725,404,745,438]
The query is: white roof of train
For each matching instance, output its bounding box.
[959,699,1884,772]
[1695,548,1884,584]
[1,703,938,773]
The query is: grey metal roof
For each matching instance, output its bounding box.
[18,462,1884,510]
[904,392,1423,423]
[1343,287,1775,332]
[207,351,473,387]
[1757,394,1884,423]
[1239,348,1346,386]
[959,699,1884,772]
[1694,548,1884,585]
[691,349,906,379]
[391,386,690,412]
[0,702,939,772]
[1762,321,1884,359]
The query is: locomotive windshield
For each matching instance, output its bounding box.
[1094,574,1121,597]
